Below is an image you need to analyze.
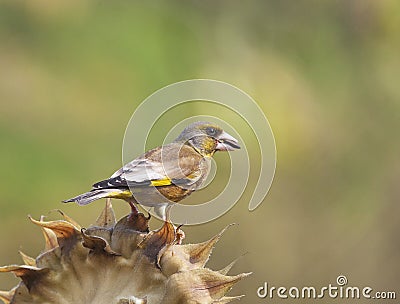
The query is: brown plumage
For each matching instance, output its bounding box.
[63,121,240,219]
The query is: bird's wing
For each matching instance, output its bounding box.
[92,143,205,190]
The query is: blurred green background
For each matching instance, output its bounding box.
[0,0,399,302]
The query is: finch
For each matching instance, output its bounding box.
[63,121,240,219]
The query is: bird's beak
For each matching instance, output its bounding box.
[216,131,241,151]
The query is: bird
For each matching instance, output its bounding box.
[63,121,240,220]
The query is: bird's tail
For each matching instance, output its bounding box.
[63,189,112,206]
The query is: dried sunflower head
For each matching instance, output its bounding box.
[0,201,250,304]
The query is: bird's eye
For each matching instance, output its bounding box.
[206,127,216,136]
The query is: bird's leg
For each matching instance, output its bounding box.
[165,205,172,222]
[175,224,185,245]
[126,198,139,221]
[153,204,170,221]
[129,201,139,215]
[164,205,185,244]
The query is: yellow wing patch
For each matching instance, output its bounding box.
[151,178,172,187]
[107,190,132,199]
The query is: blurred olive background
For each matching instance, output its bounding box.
[1,1,399,303]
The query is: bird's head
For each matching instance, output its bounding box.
[174,121,240,157]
